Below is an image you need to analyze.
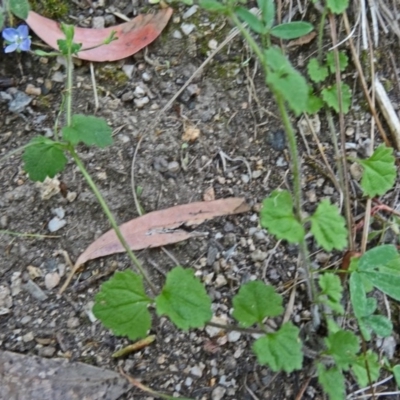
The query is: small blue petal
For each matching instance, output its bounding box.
[4,43,18,53]
[2,28,18,42]
[17,25,29,38]
[19,38,31,51]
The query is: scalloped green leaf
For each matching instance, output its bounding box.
[9,0,30,19]
[232,281,283,327]
[252,322,303,373]
[321,83,351,113]
[357,145,396,198]
[325,330,359,370]
[22,136,67,182]
[93,270,153,340]
[318,273,344,314]
[155,267,212,330]
[62,114,112,148]
[260,189,305,243]
[317,364,345,400]
[310,200,348,251]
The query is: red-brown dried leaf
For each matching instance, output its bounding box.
[25,8,173,62]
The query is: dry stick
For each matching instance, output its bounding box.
[343,12,391,148]
[328,13,354,251]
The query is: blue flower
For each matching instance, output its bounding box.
[2,25,31,53]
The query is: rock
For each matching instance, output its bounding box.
[215,274,227,288]
[8,90,32,112]
[251,249,268,262]
[22,280,48,301]
[227,331,241,342]
[0,285,12,315]
[38,346,56,358]
[48,217,66,232]
[134,96,149,108]
[182,5,198,19]
[172,30,183,39]
[241,174,250,184]
[22,331,34,342]
[167,161,180,173]
[350,162,363,181]
[122,64,134,79]
[51,71,65,83]
[44,272,60,290]
[142,72,151,82]
[10,272,22,296]
[190,363,205,378]
[92,16,105,29]
[181,23,195,35]
[252,170,262,179]
[67,317,80,329]
[205,315,228,337]
[25,84,41,96]
[0,215,8,228]
[212,386,226,400]
[133,85,146,98]
[208,39,218,50]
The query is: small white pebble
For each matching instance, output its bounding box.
[181,23,195,36]
[48,217,66,232]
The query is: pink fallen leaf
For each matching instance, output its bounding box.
[59,198,249,293]
[25,8,173,62]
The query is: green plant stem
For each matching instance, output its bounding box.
[317,7,328,61]
[229,7,319,312]
[65,49,73,128]
[69,147,157,294]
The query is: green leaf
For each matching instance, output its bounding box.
[9,0,30,19]
[155,267,212,330]
[305,92,324,114]
[350,271,371,340]
[93,270,152,340]
[199,0,227,12]
[318,273,344,314]
[22,137,67,182]
[325,330,359,370]
[62,114,113,148]
[357,145,396,198]
[358,245,399,272]
[252,322,303,373]
[307,58,329,83]
[271,21,314,40]
[352,351,380,388]
[232,281,283,327]
[317,364,345,400]
[310,200,347,251]
[361,269,400,302]
[57,24,82,55]
[260,190,305,243]
[393,365,400,387]
[321,83,352,113]
[257,0,275,29]
[326,51,349,74]
[363,315,392,337]
[265,47,309,115]
[235,7,265,34]
[327,0,349,14]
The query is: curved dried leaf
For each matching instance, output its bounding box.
[25,8,173,62]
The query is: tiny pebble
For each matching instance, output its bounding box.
[51,71,65,83]
[227,331,241,342]
[251,249,268,262]
[190,365,204,378]
[45,271,60,290]
[212,386,226,400]
[52,207,65,218]
[181,23,195,36]
[92,16,105,29]
[10,272,22,296]
[350,162,363,181]
[172,30,183,39]
[252,170,262,179]
[122,64,135,79]
[185,377,193,386]
[276,157,287,167]
[346,126,355,136]
[215,274,227,288]
[23,280,48,301]
[142,72,152,82]
[168,161,180,173]
[208,39,218,50]
[25,84,41,96]
[48,217,66,232]
[20,315,32,325]
[67,317,80,329]
[22,331,34,342]
[134,96,149,108]
[182,5,198,19]
[241,174,250,184]
[38,346,56,358]
[121,91,134,102]
[0,285,12,314]
[8,91,32,113]
[134,85,146,98]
